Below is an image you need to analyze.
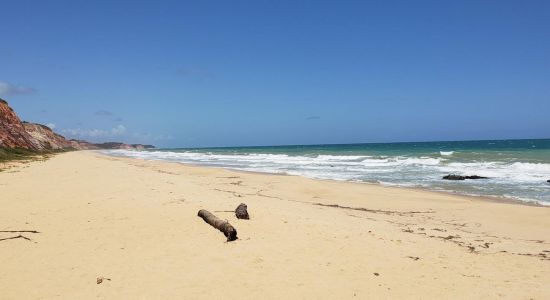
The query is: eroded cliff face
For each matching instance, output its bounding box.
[0,99,41,150]
[1,98,154,151]
[69,139,100,150]
[22,122,73,150]
[93,142,155,150]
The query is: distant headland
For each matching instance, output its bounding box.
[0,98,154,152]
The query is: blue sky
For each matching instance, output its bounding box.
[1,0,549,147]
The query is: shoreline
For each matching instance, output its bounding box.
[98,151,549,207]
[233,169,549,207]
[1,151,549,299]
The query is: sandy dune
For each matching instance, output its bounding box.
[1,151,549,299]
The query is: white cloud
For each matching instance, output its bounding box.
[132,132,174,141]
[110,124,126,135]
[62,125,126,138]
[0,81,36,96]
[94,109,113,116]
[46,123,56,129]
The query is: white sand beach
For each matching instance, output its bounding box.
[1,151,549,299]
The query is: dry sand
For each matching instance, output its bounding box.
[1,151,549,299]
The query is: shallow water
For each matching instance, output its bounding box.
[103,139,550,205]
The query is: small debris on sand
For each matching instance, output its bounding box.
[96,277,111,284]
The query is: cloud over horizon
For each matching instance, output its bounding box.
[132,132,174,142]
[94,109,124,122]
[94,109,114,117]
[62,125,127,139]
[0,81,36,96]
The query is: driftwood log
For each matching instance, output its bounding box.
[235,203,249,219]
[197,209,238,241]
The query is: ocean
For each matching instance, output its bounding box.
[103,139,550,205]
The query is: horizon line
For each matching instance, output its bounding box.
[159,137,550,150]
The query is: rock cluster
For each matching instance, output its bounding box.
[443,174,488,180]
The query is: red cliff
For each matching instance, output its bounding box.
[1,98,154,151]
[0,99,42,150]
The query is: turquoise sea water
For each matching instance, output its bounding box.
[104,139,550,204]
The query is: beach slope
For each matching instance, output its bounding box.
[0,151,548,299]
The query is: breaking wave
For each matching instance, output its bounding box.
[102,149,550,204]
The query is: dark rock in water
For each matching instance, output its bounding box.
[443,175,466,180]
[235,203,249,219]
[465,175,489,180]
[547,179,550,183]
[443,174,489,180]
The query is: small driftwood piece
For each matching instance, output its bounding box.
[198,209,238,241]
[0,235,32,242]
[235,203,249,219]
[0,230,40,233]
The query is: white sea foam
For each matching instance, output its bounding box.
[510,162,550,173]
[102,149,550,204]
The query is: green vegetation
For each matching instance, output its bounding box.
[0,148,72,171]
[0,148,40,163]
